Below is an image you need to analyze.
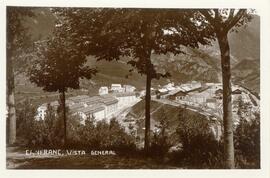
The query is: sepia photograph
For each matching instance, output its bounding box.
[4,5,262,171]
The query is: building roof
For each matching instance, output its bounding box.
[83,95,119,106]
[39,105,47,109]
[206,98,216,103]
[179,83,202,92]
[168,89,187,96]
[99,94,118,105]
[64,93,120,110]
[158,88,168,93]
[164,82,174,87]
[99,86,108,90]
[165,86,176,91]
[84,96,103,105]
[68,103,85,112]
[123,85,136,88]
[50,101,59,106]
[112,92,136,97]
[101,98,118,105]
[180,86,192,92]
[100,94,113,98]
[232,89,242,94]
[215,89,223,93]
[77,105,105,115]
[68,95,90,103]
[111,84,122,88]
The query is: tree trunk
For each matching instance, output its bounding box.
[217,32,235,169]
[7,91,16,145]
[7,49,16,145]
[60,90,67,146]
[144,59,152,155]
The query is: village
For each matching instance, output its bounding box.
[35,81,260,141]
[36,84,140,122]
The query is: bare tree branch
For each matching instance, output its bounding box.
[225,9,247,31]
[214,9,220,21]
[199,9,216,25]
[227,9,235,21]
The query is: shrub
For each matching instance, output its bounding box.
[65,116,136,153]
[17,102,136,152]
[234,113,260,168]
[171,107,224,168]
[16,99,37,140]
[18,102,63,147]
[150,108,172,160]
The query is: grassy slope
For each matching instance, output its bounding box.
[232,59,260,93]
[129,100,207,132]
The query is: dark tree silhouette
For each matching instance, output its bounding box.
[199,9,252,168]
[6,7,34,144]
[53,8,214,154]
[29,26,97,146]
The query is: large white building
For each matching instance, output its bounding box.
[178,81,202,93]
[35,101,60,120]
[68,95,90,105]
[36,84,140,123]
[111,84,124,93]
[163,82,176,91]
[99,86,109,95]
[76,105,106,124]
[100,94,119,119]
[112,92,137,108]
[36,104,47,121]
[69,94,119,122]
[68,103,85,113]
[206,98,217,109]
[123,85,136,92]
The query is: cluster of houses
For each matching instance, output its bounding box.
[36,84,138,124]
[99,84,136,95]
[156,81,204,100]
[155,81,252,111]
[36,81,259,126]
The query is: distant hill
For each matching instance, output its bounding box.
[199,15,260,63]
[229,15,260,61]
[232,59,260,93]
[17,9,260,95]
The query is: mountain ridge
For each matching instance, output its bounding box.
[17,9,260,94]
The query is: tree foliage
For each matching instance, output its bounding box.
[150,108,172,159]
[175,107,224,168]
[234,113,260,168]
[51,8,215,152]
[7,7,36,77]
[29,30,97,93]
[53,8,214,77]
[28,21,97,145]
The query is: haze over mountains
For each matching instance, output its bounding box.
[19,9,260,94]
